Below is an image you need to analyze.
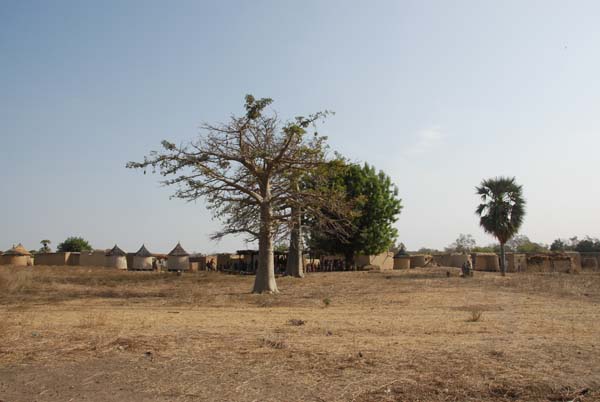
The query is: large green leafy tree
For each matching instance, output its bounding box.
[475,177,526,276]
[57,236,92,252]
[310,163,402,267]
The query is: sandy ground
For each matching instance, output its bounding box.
[0,266,599,402]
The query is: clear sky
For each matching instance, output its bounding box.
[1,0,599,254]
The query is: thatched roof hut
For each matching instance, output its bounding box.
[106,244,127,269]
[132,244,154,270]
[393,250,411,269]
[167,242,189,271]
[1,244,33,266]
[4,244,31,256]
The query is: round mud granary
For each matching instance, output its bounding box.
[132,244,154,270]
[167,242,190,271]
[105,244,128,269]
[393,251,411,269]
[0,244,33,266]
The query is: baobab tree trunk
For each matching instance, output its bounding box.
[286,205,304,278]
[499,242,506,276]
[253,202,279,293]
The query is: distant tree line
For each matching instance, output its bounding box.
[550,236,600,252]
[419,234,600,255]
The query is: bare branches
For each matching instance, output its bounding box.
[126,95,343,246]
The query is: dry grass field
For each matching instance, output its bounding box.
[1,265,599,402]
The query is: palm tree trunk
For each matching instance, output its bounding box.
[499,242,506,276]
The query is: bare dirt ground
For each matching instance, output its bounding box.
[0,266,599,402]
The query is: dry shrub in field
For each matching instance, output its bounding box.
[77,313,108,329]
[322,297,332,307]
[288,319,306,326]
[0,269,34,294]
[466,309,483,322]
[260,334,287,349]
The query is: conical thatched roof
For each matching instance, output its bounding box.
[4,243,31,256]
[394,250,409,258]
[106,244,126,257]
[168,242,189,257]
[135,244,153,257]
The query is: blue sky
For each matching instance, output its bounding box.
[1,0,599,253]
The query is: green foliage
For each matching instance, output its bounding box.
[549,236,600,252]
[472,244,499,253]
[309,163,402,263]
[417,247,440,254]
[57,237,92,252]
[575,237,600,252]
[506,234,547,253]
[475,177,526,245]
[550,238,568,251]
[39,239,51,253]
[390,242,407,255]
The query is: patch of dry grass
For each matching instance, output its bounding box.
[0,268,34,294]
[0,265,599,401]
[76,313,108,329]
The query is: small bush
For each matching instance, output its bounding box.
[260,335,287,349]
[322,297,331,307]
[466,309,483,322]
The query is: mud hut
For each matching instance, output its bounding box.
[505,253,527,273]
[526,253,579,273]
[34,252,79,266]
[80,250,108,267]
[393,250,411,269]
[582,257,599,270]
[580,252,600,270]
[189,254,217,271]
[355,252,394,271]
[0,244,32,266]
[432,253,469,268]
[167,242,190,271]
[105,245,128,269]
[132,244,154,270]
[410,254,431,268]
[472,253,500,271]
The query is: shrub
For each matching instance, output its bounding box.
[57,236,92,252]
[466,309,483,322]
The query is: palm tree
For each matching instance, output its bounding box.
[40,239,51,253]
[475,177,526,276]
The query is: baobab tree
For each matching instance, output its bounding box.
[475,176,526,276]
[127,95,332,293]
